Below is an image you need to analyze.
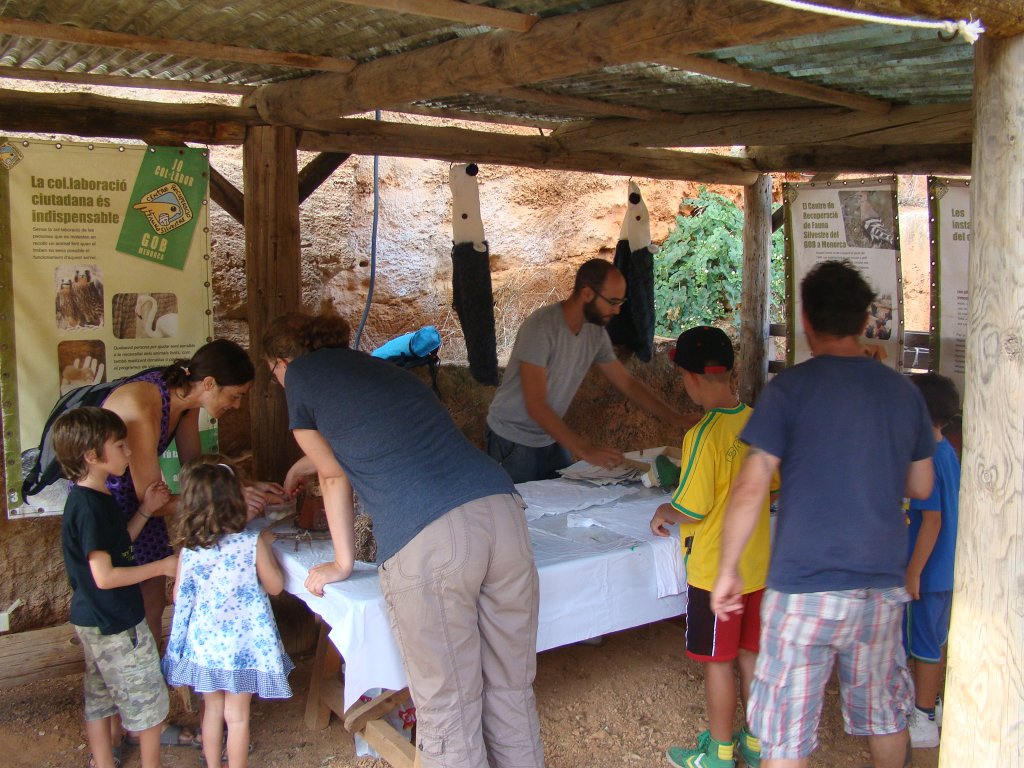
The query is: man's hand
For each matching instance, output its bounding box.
[578,443,624,470]
[60,356,105,395]
[710,570,744,620]
[304,560,353,597]
[139,480,171,518]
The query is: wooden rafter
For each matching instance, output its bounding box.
[298,153,352,203]
[250,0,857,123]
[746,143,971,174]
[652,54,892,114]
[0,18,356,74]
[339,0,537,32]
[0,66,254,96]
[551,104,973,149]
[492,86,692,124]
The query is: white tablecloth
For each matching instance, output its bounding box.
[268,481,687,711]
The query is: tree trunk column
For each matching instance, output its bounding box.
[942,33,1024,763]
[739,174,772,405]
[243,125,301,482]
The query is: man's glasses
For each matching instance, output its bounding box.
[593,289,626,307]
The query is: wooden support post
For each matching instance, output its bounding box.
[738,174,772,406]
[304,619,344,731]
[298,152,351,204]
[941,32,1024,765]
[243,125,302,482]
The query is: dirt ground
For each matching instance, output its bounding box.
[1,615,941,768]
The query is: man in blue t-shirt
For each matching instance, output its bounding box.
[711,261,935,768]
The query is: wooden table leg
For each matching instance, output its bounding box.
[303,617,344,730]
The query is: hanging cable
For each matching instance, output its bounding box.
[354,109,382,350]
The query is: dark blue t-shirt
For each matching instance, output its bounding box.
[285,347,515,563]
[742,355,935,593]
[61,485,145,634]
[908,437,959,592]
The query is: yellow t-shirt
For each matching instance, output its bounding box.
[671,403,773,593]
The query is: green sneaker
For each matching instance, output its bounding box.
[666,730,736,768]
[734,728,761,768]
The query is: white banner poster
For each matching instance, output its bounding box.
[0,139,214,518]
[784,177,903,367]
[928,177,971,395]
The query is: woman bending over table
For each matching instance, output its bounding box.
[264,310,545,768]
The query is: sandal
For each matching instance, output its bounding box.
[86,745,122,768]
[124,723,199,748]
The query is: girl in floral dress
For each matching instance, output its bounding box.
[163,457,293,768]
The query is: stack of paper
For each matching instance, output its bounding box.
[557,459,645,485]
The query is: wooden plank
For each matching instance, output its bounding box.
[652,54,892,114]
[0,66,255,95]
[298,153,351,204]
[491,86,691,123]
[209,166,245,225]
[0,18,356,74]
[738,174,772,407]
[747,143,972,175]
[550,104,973,150]
[243,124,303,483]
[363,719,417,768]
[296,120,761,184]
[340,0,538,32]
[826,1,1023,38]
[250,0,855,123]
[0,608,174,689]
[943,31,1024,766]
[344,688,412,734]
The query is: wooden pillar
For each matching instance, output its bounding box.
[738,174,772,405]
[941,33,1024,764]
[243,125,302,482]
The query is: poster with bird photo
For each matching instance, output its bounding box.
[783,176,903,368]
[0,139,213,517]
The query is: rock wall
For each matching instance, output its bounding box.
[0,136,932,631]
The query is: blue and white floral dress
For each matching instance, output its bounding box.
[163,529,293,698]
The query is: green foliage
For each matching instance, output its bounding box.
[654,186,785,338]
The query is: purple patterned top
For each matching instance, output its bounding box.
[104,369,175,565]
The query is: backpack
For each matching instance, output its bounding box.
[371,326,442,395]
[20,368,160,499]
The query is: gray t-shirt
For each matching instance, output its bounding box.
[487,302,616,447]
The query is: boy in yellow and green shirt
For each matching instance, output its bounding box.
[650,326,774,768]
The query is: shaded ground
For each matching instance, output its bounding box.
[0,616,940,768]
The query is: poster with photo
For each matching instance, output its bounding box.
[927,177,971,395]
[0,139,214,518]
[784,177,903,367]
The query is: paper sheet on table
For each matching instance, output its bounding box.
[516,479,636,520]
[557,458,645,485]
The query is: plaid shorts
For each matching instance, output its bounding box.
[75,619,169,732]
[748,587,913,760]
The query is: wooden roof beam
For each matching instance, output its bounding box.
[746,143,972,174]
[0,66,255,96]
[250,0,856,124]
[0,17,356,74]
[551,103,972,149]
[340,0,538,32]
[652,54,892,114]
[491,86,692,123]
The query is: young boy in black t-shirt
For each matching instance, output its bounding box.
[55,406,176,768]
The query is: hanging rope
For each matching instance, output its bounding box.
[354,109,382,351]
[756,0,985,44]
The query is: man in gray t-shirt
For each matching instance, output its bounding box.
[486,258,686,483]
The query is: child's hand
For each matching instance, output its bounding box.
[905,569,921,600]
[159,554,178,578]
[140,480,171,517]
[650,503,678,537]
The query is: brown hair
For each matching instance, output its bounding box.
[161,339,256,392]
[573,258,618,295]
[173,454,248,550]
[262,307,351,361]
[51,406,127,481]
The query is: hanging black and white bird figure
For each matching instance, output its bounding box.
[607,181,658,362]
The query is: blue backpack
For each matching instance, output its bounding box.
[371,326,442,395]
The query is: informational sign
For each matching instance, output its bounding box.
[784,177,903,367]
[927,177,971,395]
[0,139,214,518]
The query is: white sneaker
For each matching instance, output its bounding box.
[908,706,939,749]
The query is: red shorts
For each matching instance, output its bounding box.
[685,585,763,662]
